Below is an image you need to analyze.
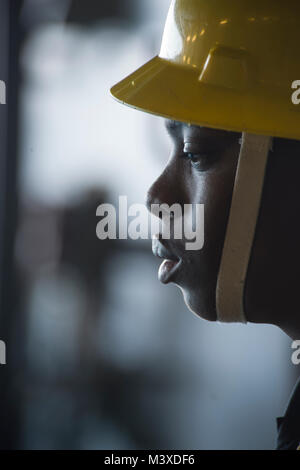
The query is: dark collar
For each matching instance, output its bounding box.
[277,377,300,450]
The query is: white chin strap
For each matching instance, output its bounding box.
[216,132,272,323]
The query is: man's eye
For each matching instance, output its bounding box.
[183,152,211,171]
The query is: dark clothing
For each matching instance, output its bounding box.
[277,377,300,450]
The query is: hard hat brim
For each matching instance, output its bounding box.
[111,55,300,140]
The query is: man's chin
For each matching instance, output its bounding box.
[179,286,217,322]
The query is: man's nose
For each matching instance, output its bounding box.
[146,165,184,217]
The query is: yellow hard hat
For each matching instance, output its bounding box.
[111,0,300,140]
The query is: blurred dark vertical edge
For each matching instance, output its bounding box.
[0,0,23,450]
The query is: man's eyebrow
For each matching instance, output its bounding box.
[165,120,182,133]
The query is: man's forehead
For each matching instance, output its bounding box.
[164,119,237,140]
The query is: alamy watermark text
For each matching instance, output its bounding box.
[0,340,6,365]
[291,340,300,365]
[0,80,6,105]
[96,196,204,251]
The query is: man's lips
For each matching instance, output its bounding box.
[152,236,182,284]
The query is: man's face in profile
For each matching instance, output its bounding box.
[147,120,300,334]
[147,120,241,321]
